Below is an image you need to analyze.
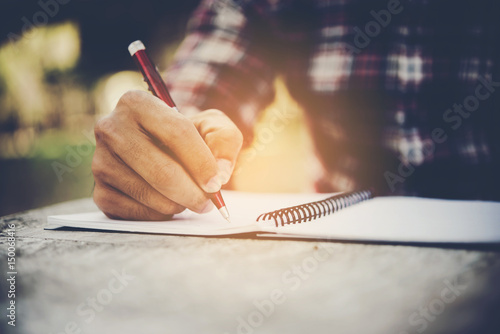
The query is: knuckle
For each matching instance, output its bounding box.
[117,90,143,108]
[115,90,149,121]
[94,117,116,143]
[205,126,243,153]
[91,156,107,181]
[234,128,244,146]
[203,109,225,118]
[222,126,243,144]
[91,150,114,182]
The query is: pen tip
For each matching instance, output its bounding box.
[218,206,230,223]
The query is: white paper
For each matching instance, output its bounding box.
[262,196,500,243]
[47,191,500,243]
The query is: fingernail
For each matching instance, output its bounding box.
[204,176,222,193]
[217,159,233,185]
[200,200,213,213]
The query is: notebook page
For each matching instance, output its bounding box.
[46,191,332,236]
[261,196,500,243]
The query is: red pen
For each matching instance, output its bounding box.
[128,40,230,222]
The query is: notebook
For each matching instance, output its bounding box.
[46,190,500,244]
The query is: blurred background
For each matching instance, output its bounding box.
[0,0,313,216]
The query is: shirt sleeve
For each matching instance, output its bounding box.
[165,0,277,145]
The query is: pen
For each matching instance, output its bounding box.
[128,40,231,222]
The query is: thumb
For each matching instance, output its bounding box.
[189,109,244,185]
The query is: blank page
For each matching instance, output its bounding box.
[262,196,500,243]
[47,192,500,243]
[46,191,328,236]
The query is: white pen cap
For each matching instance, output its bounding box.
[128,40,145,56]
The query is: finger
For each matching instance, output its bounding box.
[94,117,213,213]
[190,109,244,184]
[119,91,222,193]
[94,182,174,221]
[92,146,187,215]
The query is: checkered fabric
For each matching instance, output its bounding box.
[166,0,500,200]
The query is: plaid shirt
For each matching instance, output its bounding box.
[166,0,500,200]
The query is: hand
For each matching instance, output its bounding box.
[91,90,243,220]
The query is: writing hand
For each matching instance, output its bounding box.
[92,90,243,220]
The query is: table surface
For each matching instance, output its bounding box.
[1,198,500,334]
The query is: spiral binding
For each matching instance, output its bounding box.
[256,189,374,227]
